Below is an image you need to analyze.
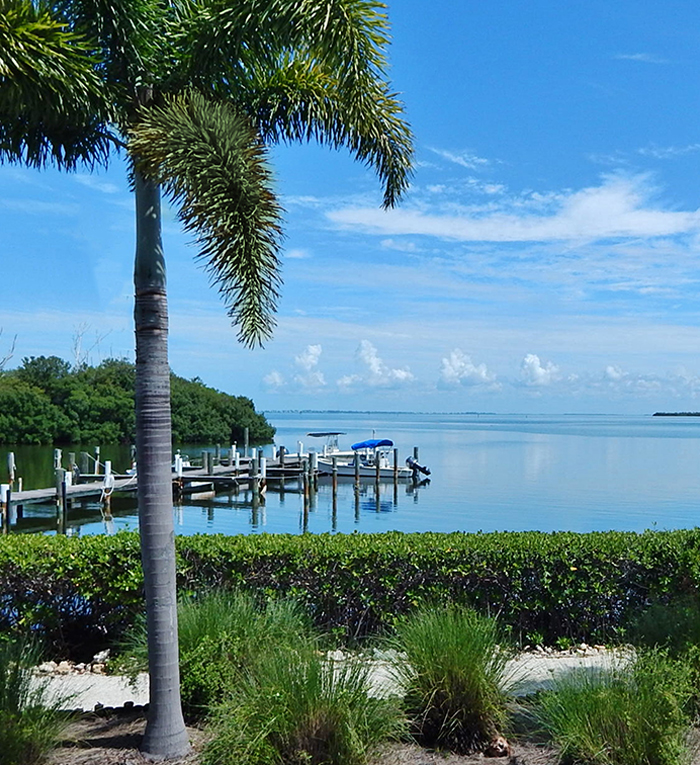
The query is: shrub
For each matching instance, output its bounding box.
[534,651,693,765]
[0,640,70,765]
[4,529,700,657]
[387,605,513,754]
[203,646,404,765]
[630,597,700,655]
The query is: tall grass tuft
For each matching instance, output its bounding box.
[0,640,69,765]
[179,591,315,715]
[116,590,315,717]
[534,651,693,765]
[204,646,404,765]
[387,605,513,754]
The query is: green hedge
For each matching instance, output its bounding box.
[1,530,699,660]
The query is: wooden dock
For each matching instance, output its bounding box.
[2,456,307,511]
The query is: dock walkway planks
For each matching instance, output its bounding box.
[6,457,305,508]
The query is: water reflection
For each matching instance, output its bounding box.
[7,412,700,536]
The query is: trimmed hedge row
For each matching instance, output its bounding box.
[1,530,699,659]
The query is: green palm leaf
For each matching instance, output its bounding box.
[0,0,112,167]
[129,91,284,347]
[236,57,413,208]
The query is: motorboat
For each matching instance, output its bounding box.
[315,437,430,480]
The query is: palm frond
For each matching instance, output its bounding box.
[53,0,160,101]
[223,57,413,208]
[0,0,113,167]
[129,91,284,347]
[173,0,391,96]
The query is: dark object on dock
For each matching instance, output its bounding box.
[406,456,430,477]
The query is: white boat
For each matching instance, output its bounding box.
[313,437,430,480]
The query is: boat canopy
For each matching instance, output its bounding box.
[351,438,394,450]
[307,432,346,437]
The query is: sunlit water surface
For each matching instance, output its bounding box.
[7,412,700,536]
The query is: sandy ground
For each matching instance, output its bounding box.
[47,709,560,765]
[36,649,647,765]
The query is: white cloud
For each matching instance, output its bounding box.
[604,365,625,381]
[439,349,500,389]
[380,238,420,252]
[263,370,285,390]
[521,354,560,386]
[614,53,668,64]
[429,148,491,169]
[328,174,700,243]
[294,344,326,388]
[357,340,414,387]
[286,248,311,259]
[638,144,700,160]
[74,175,120,194]
[337,341,414,390]
[0,199,80,216]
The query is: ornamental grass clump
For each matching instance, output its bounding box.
[387,605,514,754]
[534,651,693,765]
[117,590,315,717]
[203,646,404,765]
[0,640,70,765]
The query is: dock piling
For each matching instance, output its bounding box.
[244,427,249,458]
[94,447,101,475]
[7,452,15,487]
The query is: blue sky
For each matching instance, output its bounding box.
[3,0,700,414]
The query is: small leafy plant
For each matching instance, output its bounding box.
[534,651,693,765]
[387,605,514,754]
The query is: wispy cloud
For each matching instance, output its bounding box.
[285,248,311,259]
[0,199,80,216]
[263,370,285,391]
[74,175,120,194]
[638,143,700,160]
[328,174,700,243]
[614,52,668,64]
[428,148,491,170]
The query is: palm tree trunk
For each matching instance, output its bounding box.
[133,170,190,759]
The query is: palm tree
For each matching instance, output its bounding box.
[2,0,412,758]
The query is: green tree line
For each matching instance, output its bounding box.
[0,356,274,445]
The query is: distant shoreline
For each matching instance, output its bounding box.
[653,412,700,417]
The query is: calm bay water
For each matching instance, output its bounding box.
[6,412,700,536]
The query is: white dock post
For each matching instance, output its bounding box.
[7,452,15,487]
[260,457,267,479]
[244,427,249,458]
[94,446,101,475]
[297,440,303,459]
[53,448,62,470]
[174,454,183,477]
[105,460,112,477]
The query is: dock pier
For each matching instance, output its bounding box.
[0,443,426,532]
